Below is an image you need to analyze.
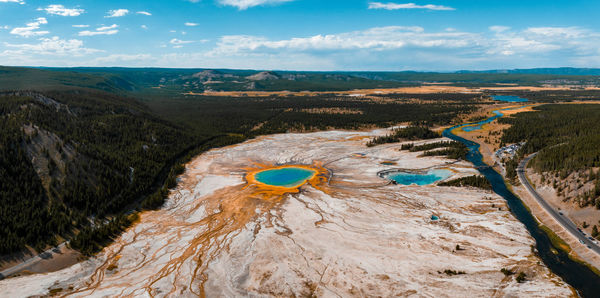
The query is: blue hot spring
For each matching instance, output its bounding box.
[254,167,316,188]
[384,169,452,186]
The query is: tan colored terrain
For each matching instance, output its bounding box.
[186,85,600,97]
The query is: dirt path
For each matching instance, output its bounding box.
[0,243,80,280]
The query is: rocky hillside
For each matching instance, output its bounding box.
[246,71,280,81]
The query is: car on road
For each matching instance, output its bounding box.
[559,212,563,215]
[579,240,586,244]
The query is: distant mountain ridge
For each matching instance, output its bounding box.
[455,68,600,76]
[2,66,599,95]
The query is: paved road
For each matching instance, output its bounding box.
[518,153,600,256]
[0,242,68,280]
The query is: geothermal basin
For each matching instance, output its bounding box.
[0,129,572,297]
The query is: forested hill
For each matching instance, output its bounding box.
[0,89,200,254]
[499,104,600,210]
[0,67,136,93]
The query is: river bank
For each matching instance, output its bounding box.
[452,104,540,168]
[445,104,600,296]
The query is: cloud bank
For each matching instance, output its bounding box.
[79,24,119,36]
[38,5,84,16]
[218,0,293,10]
[3,23,600,70]
[368,2,455,11]
[10,17,48,37]
[106,9,129,18]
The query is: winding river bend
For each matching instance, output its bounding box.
[443,107,600,297]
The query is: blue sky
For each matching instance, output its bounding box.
[1,0,599,70]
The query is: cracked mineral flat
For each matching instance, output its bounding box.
[0,129,572,297]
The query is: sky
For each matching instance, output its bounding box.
[1,0,600,71]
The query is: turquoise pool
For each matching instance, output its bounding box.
[384,169,452,186]
[254,167,316,187]
[491,95,529,102]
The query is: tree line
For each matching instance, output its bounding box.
[500,104,600,208]
[438,176,493,190]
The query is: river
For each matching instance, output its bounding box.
[443,107,600,297]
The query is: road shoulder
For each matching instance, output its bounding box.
[514,166,600,271]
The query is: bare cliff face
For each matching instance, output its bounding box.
[246,71,280,81]
[0,129,571,297]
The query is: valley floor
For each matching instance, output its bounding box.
[0,128,571,297]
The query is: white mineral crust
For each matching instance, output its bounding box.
[0,129,571,297]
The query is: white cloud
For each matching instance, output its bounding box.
[487,36,560,56]
[79,24,119,36]
[489,26,510,33]
[136,11,152,16]
[211,26,473,54]
[486,27,591,57]
[0,0,25,4]
[218,0,293,10]
[3,23,600,70]
[72,24,89,28]
[38,4,84,16]
[92,53,152,64]
[106,9,129,18]
[97,24,118,31]
[368,2,455,11]
[195,25,600,70]
[3,36,99,56]
[141,25,148,29]
[524,27,585,38]
[170,38,194,48]
[10,17,49,37]
[185,22,199,27]
[79,30,118,36]
[170,39,192,44]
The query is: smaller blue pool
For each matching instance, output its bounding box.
[491,95,529,102]
[254,167,316,188]
[384,169,452,186]
[431,215,439,221]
